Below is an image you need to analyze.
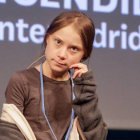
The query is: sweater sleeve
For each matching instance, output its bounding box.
[73,71,108,140]
[5,72,28,113]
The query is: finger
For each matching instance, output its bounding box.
[72,69,84,79]
[72,70,80,79]
[70,63,88,73]
[70,63,83,69]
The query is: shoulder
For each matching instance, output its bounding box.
[9,67,40,86]
[5,68,40,100]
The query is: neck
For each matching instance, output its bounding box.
[42,61,69,81]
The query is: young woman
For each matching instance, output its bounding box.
[0,11,107,140]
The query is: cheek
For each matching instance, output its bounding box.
[45,44,53,54]
[45,45,58,61]
[44,46,52,59]
[68,55,83,66]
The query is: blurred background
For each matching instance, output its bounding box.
[0,1,140,139]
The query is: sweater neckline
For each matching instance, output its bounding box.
[31,67,70,84]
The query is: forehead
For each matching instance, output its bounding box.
[50,25,83,48]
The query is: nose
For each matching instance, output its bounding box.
[57,47,67,60]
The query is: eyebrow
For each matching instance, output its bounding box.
[53,35,63,42]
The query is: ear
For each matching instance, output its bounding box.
[80,53,87,62]
[80,58,84,62]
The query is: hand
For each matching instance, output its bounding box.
[69,63,88,79]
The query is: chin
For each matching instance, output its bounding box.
[52,67,68,73]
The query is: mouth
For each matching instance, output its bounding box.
[54,60,66,66]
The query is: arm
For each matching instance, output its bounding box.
[70,63,107,140]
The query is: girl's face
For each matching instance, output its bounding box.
[44,24,84,75]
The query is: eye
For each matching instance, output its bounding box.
[70,46,79,53]
[54,38,62,46]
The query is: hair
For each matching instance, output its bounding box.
[43,11,95,60]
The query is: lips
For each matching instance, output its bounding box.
[54,60,66,66]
